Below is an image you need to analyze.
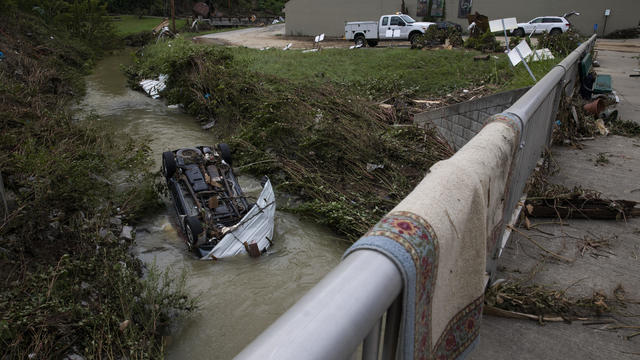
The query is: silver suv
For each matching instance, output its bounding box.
[512,12,579,36]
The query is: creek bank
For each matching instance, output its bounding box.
[125,39,456,239]
[0,8,193,359]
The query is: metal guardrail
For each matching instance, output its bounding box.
[235,35,597,360]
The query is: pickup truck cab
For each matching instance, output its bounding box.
[345,14,435,47]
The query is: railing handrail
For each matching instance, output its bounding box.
[234,250,402,360]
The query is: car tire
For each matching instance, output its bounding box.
[162,151,177,179]
[409,32,421,46]
[367,39,378,47]
[550,28,562,36]
[354,35,366,47]
[513,28,525,37]
[184,216,203,250]
[218,143,232,166]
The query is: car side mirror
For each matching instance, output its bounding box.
[398,21,405,26]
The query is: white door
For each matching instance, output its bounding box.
[385,15,403,39]
[379,16,391,39]
[524,17,543,34]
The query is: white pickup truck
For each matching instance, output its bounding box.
[345,14,435,47]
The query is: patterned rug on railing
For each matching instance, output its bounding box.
[344,120,518,359]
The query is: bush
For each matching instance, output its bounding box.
[464,31,502,52]
[539,28,583,56]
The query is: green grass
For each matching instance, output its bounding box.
[111,15,187,36]
[228,46,559,99]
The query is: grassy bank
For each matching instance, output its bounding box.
[0,6,193,359]
[125,38,558,238]
[230,45,558,99]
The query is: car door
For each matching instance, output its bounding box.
[385,16,403,39]
[542,17,562,32]
[524,17,543,34]
[379,16,390,39]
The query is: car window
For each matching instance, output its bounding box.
[543,18,562,23]
[530,18,543,24]
[390,16,400,26]
[382,17,388,26]
[401,15,416,23]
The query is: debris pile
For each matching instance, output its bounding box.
[485,280,612,323]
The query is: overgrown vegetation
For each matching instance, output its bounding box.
[414,26,463,49]
[539,29,584,57]
[464,31,502,52]
[0,5,194,358]
[105,0,287,16]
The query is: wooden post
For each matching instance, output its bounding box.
[171,0,176,32]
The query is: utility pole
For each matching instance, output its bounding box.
[171,0,176,33]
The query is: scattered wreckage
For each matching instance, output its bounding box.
[162,144,276,260]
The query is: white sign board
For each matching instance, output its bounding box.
[604,9,610,16]
[393,29,401,38]
[385,29,393,37]
[489,17,518,32]
[507,40,533,66]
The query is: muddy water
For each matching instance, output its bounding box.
[78,51,348,359]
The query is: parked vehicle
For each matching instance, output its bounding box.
[511,12,579,37]
[345,14,435,47]
[162,144,276,260]
[436,20,463,33]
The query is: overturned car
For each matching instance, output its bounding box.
[162,144,275,260]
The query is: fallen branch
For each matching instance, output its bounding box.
[508,225,574,263]
[484,306,588,322]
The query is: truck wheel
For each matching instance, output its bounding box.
[162,151,177,179]
[409,32,421,46]
[354,35,366,47]
[550,28,562,36]
[218,143,232,166]
[184,216,203,250]
[512,28,525,37]
[367,40,378,47]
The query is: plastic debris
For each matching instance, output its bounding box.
[202,121,216,130]
[595,119,609,136]
[366,163,384,172]
[282,43,292,50]
[302,49,319,53]
[139,74,168,99]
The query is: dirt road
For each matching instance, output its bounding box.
[193,23,408,49]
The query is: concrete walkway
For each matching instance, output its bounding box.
[470,41,640,360]
[595,38,640,125]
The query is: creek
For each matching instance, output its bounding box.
[78,50,348,359]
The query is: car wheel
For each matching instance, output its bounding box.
[162,151,177,178]
[354,35,366,47]
[184,216,203,250]
[218,143,232,166]
[550,28,562,36]
[367,39,378,47]
[513,28,525,37]
[409,32,421,46]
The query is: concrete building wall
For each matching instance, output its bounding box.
[284,0,413,37]
[444,0,638,37]
[284,0,637,37]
